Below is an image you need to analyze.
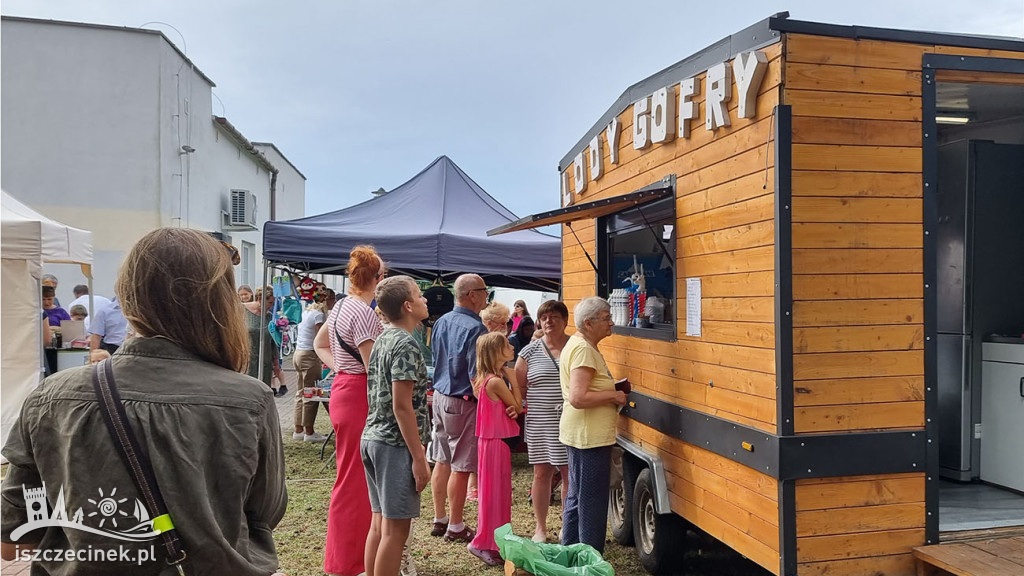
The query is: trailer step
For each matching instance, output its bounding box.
[912,536,1024,576]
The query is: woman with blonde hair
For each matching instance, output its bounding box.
[314,246,386,576]
[1,228,287,574]
[479,301,510,333]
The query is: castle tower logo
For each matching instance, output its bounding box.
[9,483,162,543]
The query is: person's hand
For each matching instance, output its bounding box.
[89,350,111,364]
[505,404,519,419]
[412,455,430,493]
[611,391,627,406]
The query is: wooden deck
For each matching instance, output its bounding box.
[913,536,1024,575]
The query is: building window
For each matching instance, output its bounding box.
[241,241,255,286]
[598,194,676,340]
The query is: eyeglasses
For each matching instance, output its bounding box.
[220,240,240,266]
[470,287,488,294]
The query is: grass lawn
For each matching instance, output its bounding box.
[277,430,771,576]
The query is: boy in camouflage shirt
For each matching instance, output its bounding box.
[361,275,430,576]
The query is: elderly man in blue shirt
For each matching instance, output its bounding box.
[428,274,489,543]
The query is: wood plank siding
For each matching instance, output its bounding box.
[560,41,784,572]
[784,34,1024,576]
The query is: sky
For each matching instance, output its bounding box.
[3,0,1023,220]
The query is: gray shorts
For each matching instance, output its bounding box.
[360,439,421,519]
[428,393,478,473]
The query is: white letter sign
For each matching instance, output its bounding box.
[734,51,768,119]
[561,170,571,206]
[588,135,602,180]
[678,77,699,138]
[706,62,732,130]
[633,97,651,150]
[650,87,675,143]
[606,118,620,164]
[573,152,587,195]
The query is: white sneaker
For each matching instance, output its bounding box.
[292,432,305,440]
[304,433,328,443]
[400,547,417,576]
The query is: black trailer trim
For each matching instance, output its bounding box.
[768,17,1024,53]
[919,52,1024,545]
[774,105,794,438]
[622,391,927,481]
[779,480,797,576]
[773,104,796,576]
[921,56,940,549]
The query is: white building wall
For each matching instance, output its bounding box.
[1,17,304,303]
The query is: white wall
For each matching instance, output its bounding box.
[254,143,306,222]
[2,18,305,298]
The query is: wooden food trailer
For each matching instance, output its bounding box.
[490,13,1024,576]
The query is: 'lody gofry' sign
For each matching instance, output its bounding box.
[568,50,768,200]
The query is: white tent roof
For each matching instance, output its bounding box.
[1,190,93,266]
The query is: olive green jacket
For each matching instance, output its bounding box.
[1,337,287,575]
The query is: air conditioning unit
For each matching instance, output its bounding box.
[229,189,257,228]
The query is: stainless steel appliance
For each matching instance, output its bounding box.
[936,140,1024,481]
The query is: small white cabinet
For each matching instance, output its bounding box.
[980,342,1024,492]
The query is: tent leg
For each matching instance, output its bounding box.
[258,260,269,384]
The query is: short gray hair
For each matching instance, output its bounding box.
[573,297,611,330]
[453,274,484,299]
[42,274,58,284]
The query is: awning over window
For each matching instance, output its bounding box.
[486,180,673,236]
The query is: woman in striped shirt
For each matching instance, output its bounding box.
[514,300,570,543]
[314,246,385,576]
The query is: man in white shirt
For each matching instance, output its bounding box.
[67,284,112,330]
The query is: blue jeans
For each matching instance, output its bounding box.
[562,445,612,553]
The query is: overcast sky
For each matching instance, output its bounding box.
[3,1,1023,220]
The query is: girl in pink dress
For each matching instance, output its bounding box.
[467,332,524,566]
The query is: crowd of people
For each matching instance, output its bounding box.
[2,231,628,576]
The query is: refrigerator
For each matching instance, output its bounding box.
[936,140,1024,481]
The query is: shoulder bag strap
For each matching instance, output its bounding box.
[332,296,365,365]
[539,340,559,371]
[92,359,188,574]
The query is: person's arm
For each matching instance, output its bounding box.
[243,394,288,553]
[357,340,373,373]
[466,325,486,380]
[485,376,521,418]
[502,365,524,413]
[313,323,333,370]
[393,379,430,491]
[89,333,102,352]
[514,356,529,397]
[568,367,626,409]
[42,316,52,347]
[1,399,42,558]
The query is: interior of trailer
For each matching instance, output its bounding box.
[933,77,1024,534]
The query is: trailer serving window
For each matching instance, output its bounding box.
[597,194,676,340]
[485,176,675,342]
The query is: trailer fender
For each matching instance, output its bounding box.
[616,435,671,514]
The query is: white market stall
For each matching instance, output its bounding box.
[1,191,93,448]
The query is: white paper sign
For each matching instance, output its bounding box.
[686,277,701,337]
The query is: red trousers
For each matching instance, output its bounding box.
[324,373,371,575]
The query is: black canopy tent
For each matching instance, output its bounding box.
[262,156,561,292]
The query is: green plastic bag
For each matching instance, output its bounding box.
[495,524,615,576]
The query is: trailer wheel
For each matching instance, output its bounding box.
[609,470,633,545]
[633,468,685,574]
